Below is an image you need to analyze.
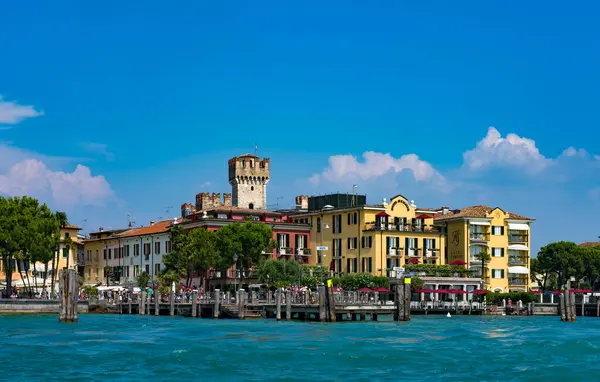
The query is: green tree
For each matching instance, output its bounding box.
[537,241,583,288]
[136,271,151,288]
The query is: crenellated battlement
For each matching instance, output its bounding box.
[228,153,270,210]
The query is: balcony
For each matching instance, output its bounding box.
[423,248,440,259]
[405,248,420,258]
[296,248,311,257]
[364,223,440,233]
[469,232,490,242]
[276,247,293,257]
[508,257,528,266]
[509,278,528,286]
[508,233,529,243]
[387,248,401,257]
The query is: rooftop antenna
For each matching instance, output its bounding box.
[127,212,136,228]
[276,196,283,209]
[165,206,173,219]
[352,184,358,206]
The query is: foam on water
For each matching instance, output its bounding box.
[2,314,600,381]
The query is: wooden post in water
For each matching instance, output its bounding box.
[394,283,401,321]
[569,292,577,322]
[285,290,292,321]
[596,297,600,317]
[155,291,160,316]
[559,293,566,321]
[128,299,132,314]
[238,289,245,319]
[169,289,175,317]
[140,291,146,316]
[395,278,411,321]
[326,284,336,322]
[192,291,198,318]
[213,289,220,318]
[276,289,282,321]
[404,281,411,321]
[59,269,80,322]
[318,286,327,322]
[146,292,151,315]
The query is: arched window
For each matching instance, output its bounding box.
[251,186,254,191]
[317,217,321,233]
[249,203,254,210]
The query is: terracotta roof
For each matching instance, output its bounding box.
[63,224,81,230]
[580,242,600,249]
[433,205,534,222]
[118,219,179,238]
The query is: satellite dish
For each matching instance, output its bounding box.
[322,205,334,210]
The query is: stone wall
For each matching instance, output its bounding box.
[0,299,89,313]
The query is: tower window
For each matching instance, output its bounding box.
[249,203,254,210]
[251,186,254,191]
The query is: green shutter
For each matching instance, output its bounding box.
[62,248,68,258]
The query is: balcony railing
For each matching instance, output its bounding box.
[277,247,293,256]
[508,234,529,243]
[423,249,440,258]
[508,257,528,266]
[364,223,440,233]
[405,248,420,257]
[509,278,528,286]
[387,248,397,257]
[296,248,311,256]
[469,232,490,241]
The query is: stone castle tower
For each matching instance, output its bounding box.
[228,154,270,210]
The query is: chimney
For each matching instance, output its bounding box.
[150,220,155,226]
[99,227,104,232]
[442,206,449,215]
[223,193,232,207]
[295,195,308,210]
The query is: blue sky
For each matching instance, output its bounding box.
[1,1,599,253]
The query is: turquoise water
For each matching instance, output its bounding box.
[2,314,600,381]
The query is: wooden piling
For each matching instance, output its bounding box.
[239,289,246,320]
[128,300,132,314]
[140,291,146,316]
[326,285,336,322]
[155,291,160,316]
[395,278,411,321]
[169,290,175,317]
[276,289,282,321]
[403,281,411,321]
[596,298,600,317]
[146,292,151,315]
[191,291,198,317]
[559,293,566,321]
[569,292,577,322]
[285,290,292,321]
[213,289,221,318]
[318,286,327,322]
[59,269,80,323]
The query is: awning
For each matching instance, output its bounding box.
[376,211,390,217]
[415,215,431,219]
[508,223,529,231]
[469,221,490,226]
[508,244,529,251]
[508,266,529,274]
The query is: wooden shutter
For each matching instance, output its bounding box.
[501,226,505,235]
[433,239,436,249]
[361,236,365,248]
[501,248,505,257]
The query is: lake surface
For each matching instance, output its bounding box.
[2,314,600,381]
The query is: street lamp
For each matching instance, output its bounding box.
[233,254,239,295]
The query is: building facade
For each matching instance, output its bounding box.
[291,194,446,277]
[434,206,534,292]
[83,228,128,285]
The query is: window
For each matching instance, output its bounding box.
[249,203,254,210]
[125,266,130,278]
[124,245,130,257]
[361,236,373,248]
[155,264,161,275]
[103,249,107,260]
[134,244,140,256]
[352,258,357,274]
[166,241,172,253]
[347,237,358,249]
[145,264,150,274]
[333,239,342,257]
[108,248,112,259]
[347,212,358,225]
[134,265,139,277]
[155,241,161,255]
[251,186,254,191]
[277,233,290,248]
[143,243,151,257]
[317,217,321,233]
[95,250,99,262]
[346,258,351,273]
[492,226,504,235]
[333,215,342,234]
[493,248,505,257]
[492,269,505,279]
[367,258,373,273]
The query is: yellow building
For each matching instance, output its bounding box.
[293,194,447,277]
[82,228,128,285]
[434,206,534,292]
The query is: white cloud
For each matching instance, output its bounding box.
[561,147,588,158]
[0,159,114,207]
[462,127,550,173]
[310,151,444,184]
[0,95,43,125]
[80,142,115,161]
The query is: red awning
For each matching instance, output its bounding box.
[415,215,431,219]
[448,289,466,294]
[406,258,419,264]
[419,288,435,293]
[435,289,450,294]
[530,290,541,294]
[358,287,373,292]
[376,211,390,217]
[450,260,467,266]
[471,289,488,295]
[374,287,392,293]
[551,290,562,295]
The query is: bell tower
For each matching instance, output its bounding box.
[228,154,270,210]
